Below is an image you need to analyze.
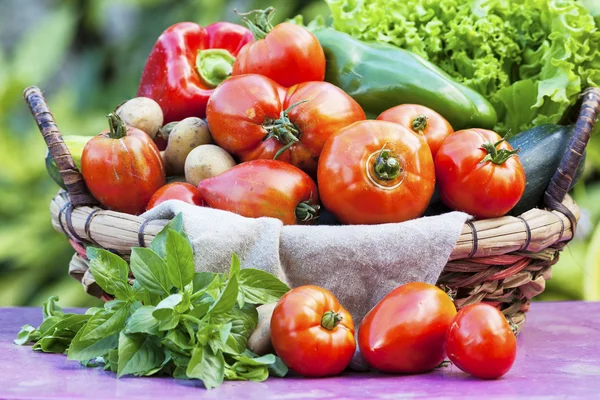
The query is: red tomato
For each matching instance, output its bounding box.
[317,120,435,225]
[271,285,356,377]
[82,114,165,215]
[358,282,457,374]
[435,129,526,219]
[377,104,454,159]
[196,159,319,225]
[207,74,365,177]
[146,183,204,210]
[232,8,325,87]
[446,303,517,379]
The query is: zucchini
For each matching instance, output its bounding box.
[45,135,91,190]
[508,124,585,215]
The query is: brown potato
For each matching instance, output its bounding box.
[164,118,212,175]
[247,303,276,356]
[115,97,163,139]
[184,144,236,186]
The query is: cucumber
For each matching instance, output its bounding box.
[45,135,91,190]
[508,124,586,215]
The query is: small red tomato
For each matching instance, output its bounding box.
[435,129,526,219]
[445,303,517,380]
[82,114,165,215]
[377,104,454,159]
[358,282,457,374]
[270,285,356,377]
[146,182,204,210]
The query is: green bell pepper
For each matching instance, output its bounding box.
[314,29,497,130]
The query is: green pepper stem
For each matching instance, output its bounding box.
[295,194,320,222]
[235,7,276,40]
[373,144,402,180]
[196,49,236,89]
[412,114,428,133]
[321,311,343,330]
[480,139,519,165]
[263,100,309,160]
[107,113,127,139]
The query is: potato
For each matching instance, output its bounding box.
[164,117,212,175]
[184,144,236,186]
[115,97,163,139]
[247,303,276,356]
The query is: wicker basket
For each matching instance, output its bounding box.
[25,86,600,333]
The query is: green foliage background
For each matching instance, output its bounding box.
[0,0,597,307]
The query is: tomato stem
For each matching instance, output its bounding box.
[373,144,402,180]
[236,7,275,40]
[480,139,519,165]
[263,100,309,160]
[196,48,236,88]
[107,113,127,139]
[295,193,320,222]
[412,114,428,133]
[158,121,179,141]
[321,310,343,330]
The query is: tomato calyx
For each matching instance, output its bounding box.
[263,100,309,160]
[412,114,428,133]
[196,49,236,88]
[295,193,320,222]
[236,7,275,40]
[157,121,178,142]
[107,113,127,139]
[373,144,402,180]
[321,310,343,330]
[480,139,519,165]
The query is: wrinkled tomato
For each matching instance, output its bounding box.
[446,303,517,379]
[196,159,319,225]
[206,74,365,177]
[271,285,356,377]
[317,120,435,224]
[435,129,526,219]
[358,282,457,374]
[377,104,454,159]
[146,182,204,210]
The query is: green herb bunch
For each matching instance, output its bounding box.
[15,213,290,389]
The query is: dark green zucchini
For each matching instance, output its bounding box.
[45,135,91,190]
[508,124,585,215]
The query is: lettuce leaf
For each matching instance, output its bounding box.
[326,0,600,134]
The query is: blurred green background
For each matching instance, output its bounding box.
[0,0,598,307]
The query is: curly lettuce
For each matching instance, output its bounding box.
[326,0,600,134]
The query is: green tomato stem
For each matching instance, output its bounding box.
[412,114,428,133]
[321,310,343,330]
[236,7,276,40]
[196,49,236,89]
[373,144,402,180]
[480,139,519,165]
[263,100,309,159]
[295,196,320,222]
[107,113,127,139]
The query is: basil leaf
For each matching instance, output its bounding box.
[37,314,91,345]
[32,335,72,353]
[233,352,276,366]
[164,329,193,351]
[166,229,195,290]
[268,356,288,377]
[228,305,258,353]
[67,332,118,362]
[188,297,212,319]
[150,213,188,259]
[117,333,165,378]
[230,253,241,277]
[125,306,160,336]
[207,274,238,315]
[80,307,128,341]
[186,345,225,389]
[107,348,119,373]
[193,272,218,292]
[238,269,290,305]
[42,296,64,319]
[132,281,161,306]
[130,247,171,296]
[14,325,40,345]
[87,248,132,300]
[153,294,183,321]
[158,315,180,331]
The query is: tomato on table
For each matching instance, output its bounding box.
[270,285,356,377]
[81,114,165,215]
[377,104,454,158]
[206,74,365,177]
[317,120,435,225]
[146,182,204,210]
[358,282,457,374]
[445,303,517,379]
[435,128,525,219]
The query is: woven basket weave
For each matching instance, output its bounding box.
[25,86,600,333]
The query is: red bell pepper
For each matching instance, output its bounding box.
[138,22,253,123]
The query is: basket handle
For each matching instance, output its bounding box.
[24,86,97,207]
[544,87,600,228]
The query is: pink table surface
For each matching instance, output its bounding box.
[1,302,599,399]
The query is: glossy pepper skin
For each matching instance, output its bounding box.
[314,29,497,130]
[138,22,253,123]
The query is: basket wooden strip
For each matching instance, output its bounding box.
[50,188,579,261]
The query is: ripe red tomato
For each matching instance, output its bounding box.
[146,182,204,210]
[206,74,365,177]
[377,104,454,159]
[317,120,435,225]
[270,285,356,377]
[196,159,319,225]
[232,8,325,87]
[435,129,526,219]
[358,282,457,374]
[446,303,517,379]
[82,114,165,215]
